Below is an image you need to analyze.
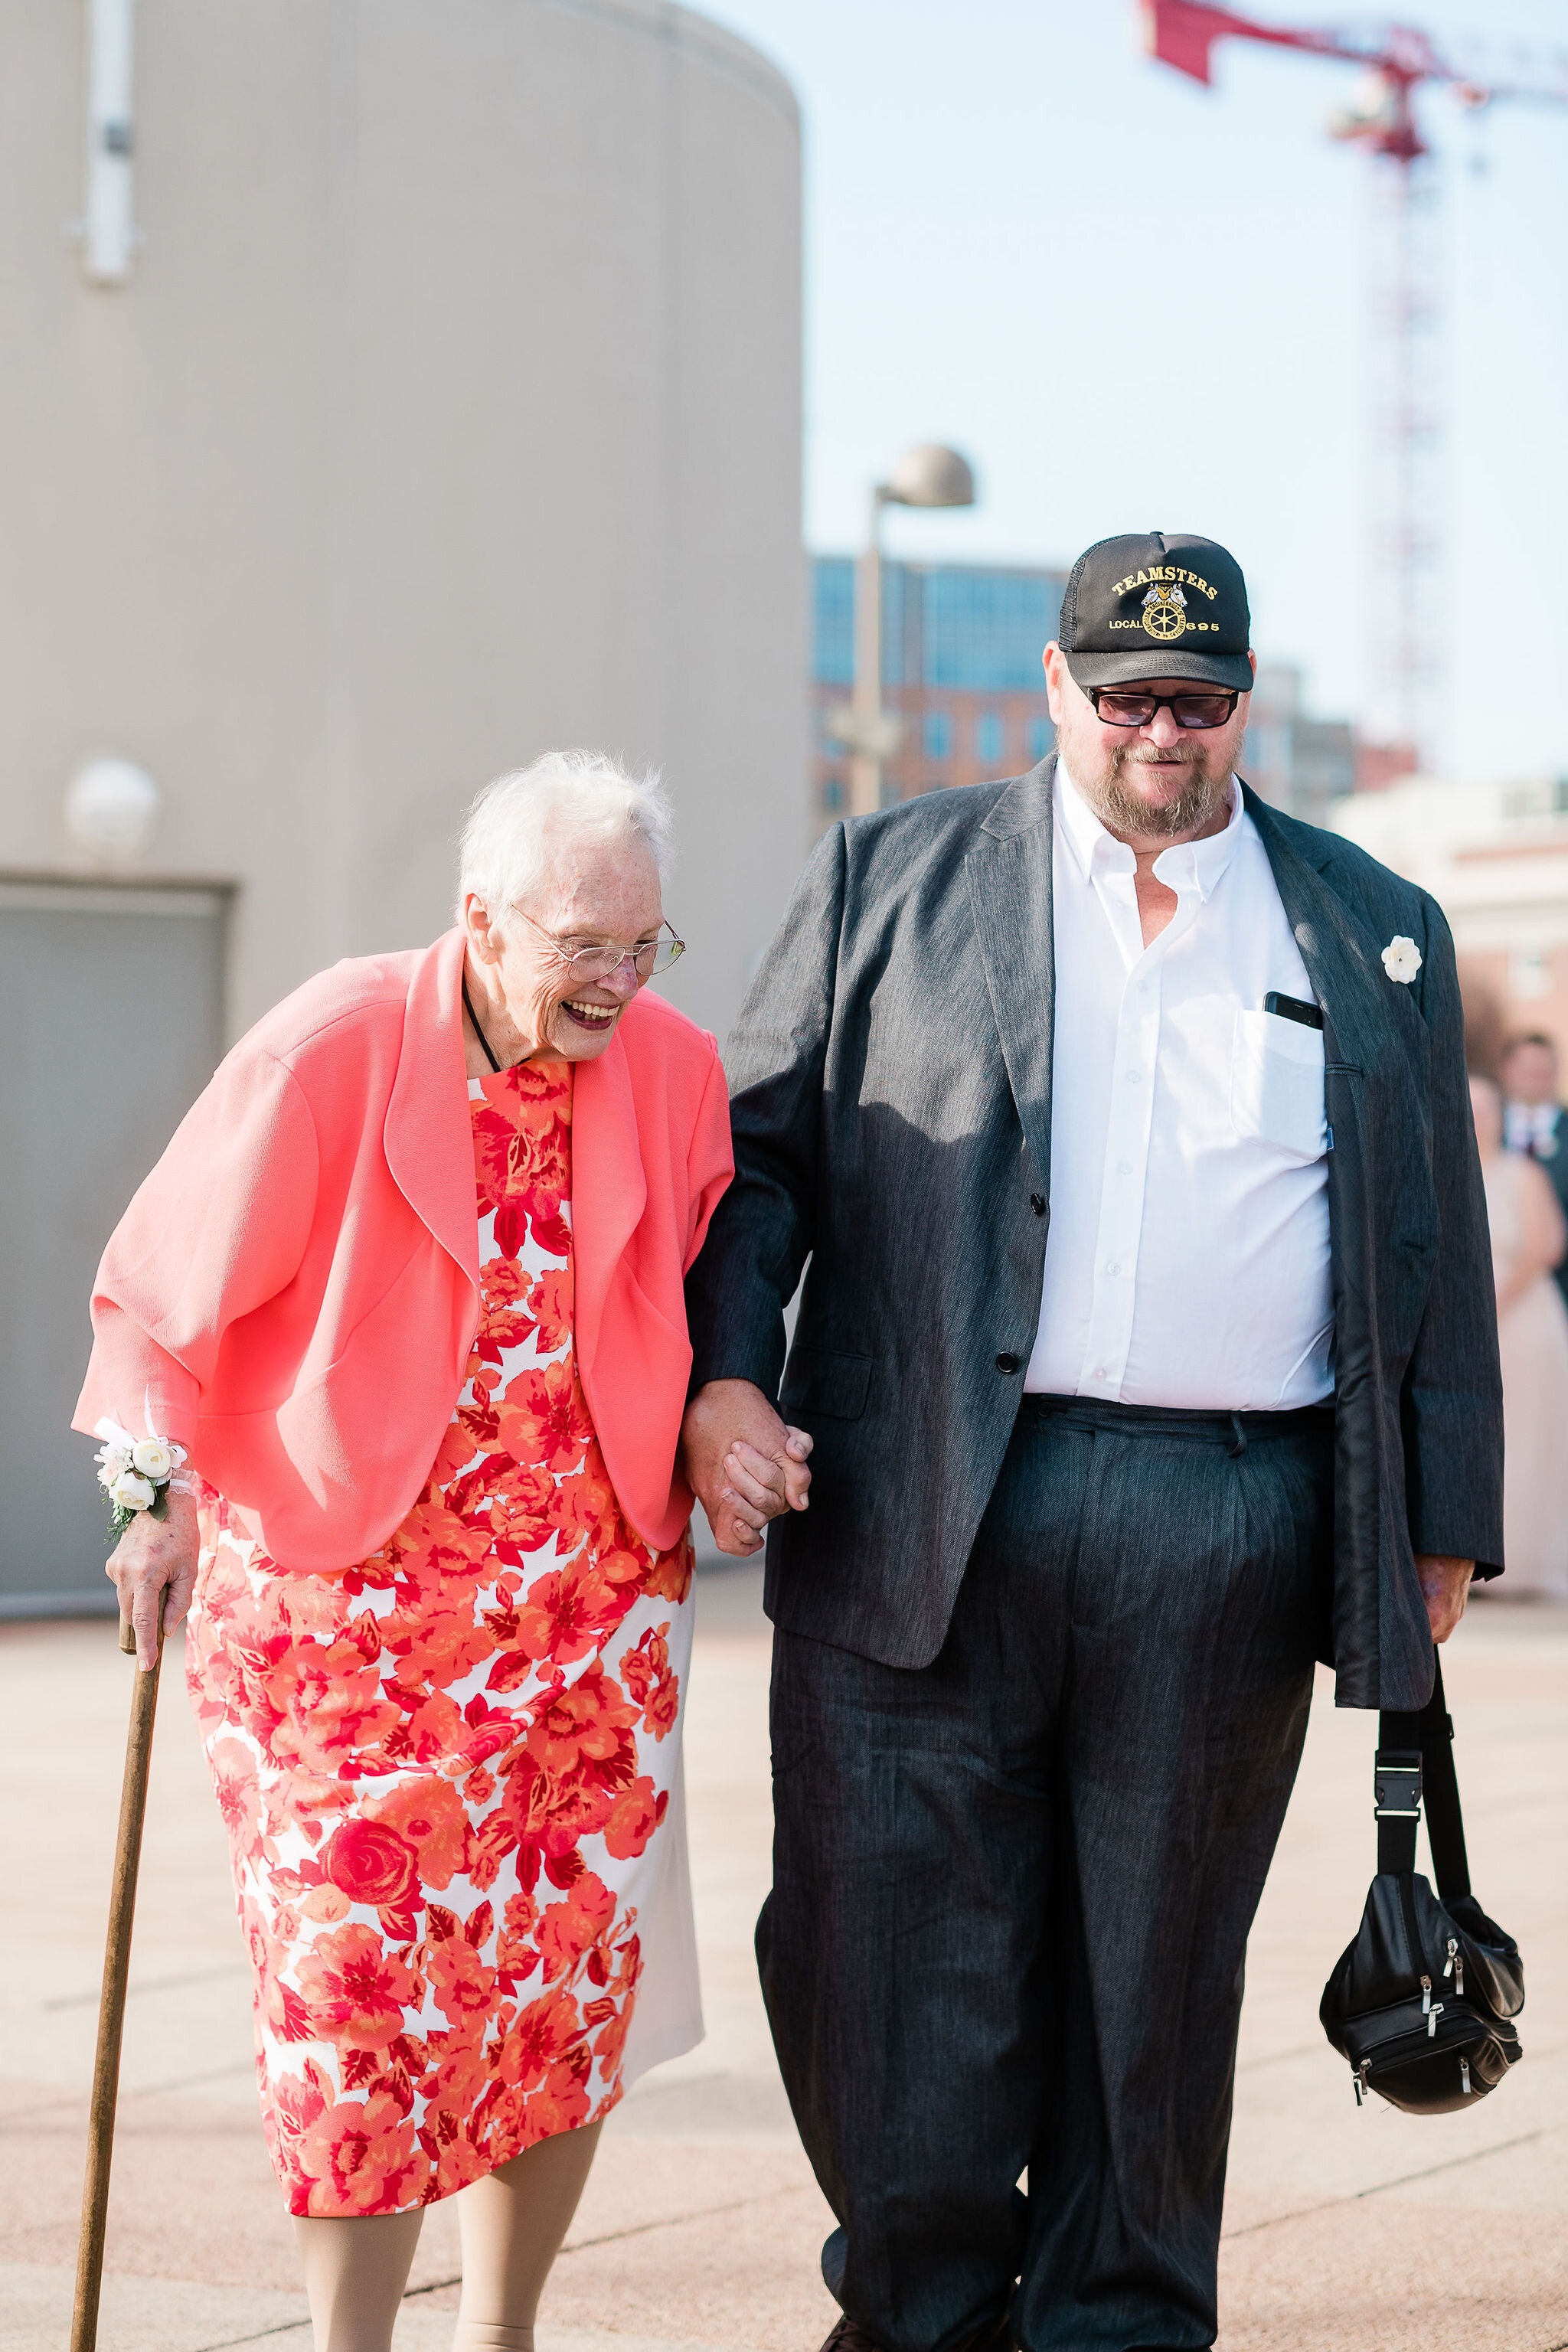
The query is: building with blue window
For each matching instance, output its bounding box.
[812,556,1359,831]
[812,554,1066,820]
[1243,664,1356,828]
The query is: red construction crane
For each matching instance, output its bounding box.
[1142,0,1568,770]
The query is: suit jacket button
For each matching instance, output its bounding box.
[1030,1194,1046,1216]
[995,1352,1020,1374]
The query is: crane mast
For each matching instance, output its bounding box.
[1142,0,1568,776]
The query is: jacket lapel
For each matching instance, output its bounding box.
[571,1024,648,1381]
[383,926,481,1294]
[1244,789,1425,1089]
[967,757,1057,1195]
[1244,791,1442,1697]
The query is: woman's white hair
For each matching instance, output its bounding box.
[456,750,675,926]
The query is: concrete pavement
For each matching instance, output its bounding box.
[2,1573,1563,2351]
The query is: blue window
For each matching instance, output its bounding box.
[923,710,952,761]
[976,713,1005,766]
[1027,715,1055,763]
[812,559,856,688]
[822,776,845,813]
[812,555,1067,692]
[920,567,1064,691]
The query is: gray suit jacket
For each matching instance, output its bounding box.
[685,759,1504,1712]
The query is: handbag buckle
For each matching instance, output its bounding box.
[1374,1753,1422,1818]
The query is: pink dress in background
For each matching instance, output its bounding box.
[185,1060,701,2216]
[1484,1152,1568,1599]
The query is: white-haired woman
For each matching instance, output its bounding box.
[74,750,812,2351]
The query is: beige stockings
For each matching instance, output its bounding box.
[293,2118,603,2352]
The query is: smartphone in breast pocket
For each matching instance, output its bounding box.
[1233,995,1328,1158]
[1263,991,1323,1032]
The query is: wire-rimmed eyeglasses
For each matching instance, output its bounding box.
[513,906,686,984]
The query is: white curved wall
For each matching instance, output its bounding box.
[0,0,805,1042]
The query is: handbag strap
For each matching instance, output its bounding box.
[1374,1648,1472,1900]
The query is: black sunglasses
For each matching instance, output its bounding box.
[1086,686,1243,731]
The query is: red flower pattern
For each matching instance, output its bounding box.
[185,1060,692,2216]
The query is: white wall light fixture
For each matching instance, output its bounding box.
[65,757,162,861]
[80,0,138,286]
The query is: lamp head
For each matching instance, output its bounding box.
[881,443,975,510]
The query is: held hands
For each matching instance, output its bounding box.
[1416,1553,1473,1645]
[106,1486,201,1671]
[681,1378,813,1558]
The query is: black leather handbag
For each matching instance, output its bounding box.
[1320,1651,1524,2113]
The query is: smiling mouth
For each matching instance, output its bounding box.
[561,998,617,1031]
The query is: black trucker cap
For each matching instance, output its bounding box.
[1059,531,1252,692]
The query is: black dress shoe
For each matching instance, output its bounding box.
[814,2315,1014,2352]
[815,2324,887,2352]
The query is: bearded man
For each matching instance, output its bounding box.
[681,532,1503,2352]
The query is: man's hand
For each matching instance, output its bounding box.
[106,1485,201,1670]
[1416,1553,1473,1644]
[681,1378,813,1558]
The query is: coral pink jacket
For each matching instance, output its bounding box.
[74,927,733,1570]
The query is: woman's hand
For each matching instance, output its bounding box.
[106,1487,201,1670]
[681,1379,813,1557]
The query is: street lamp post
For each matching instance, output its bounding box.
[831,443,976,818]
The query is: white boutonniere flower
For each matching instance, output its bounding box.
[1381,935,1423,985]
[93,1416,189,1535]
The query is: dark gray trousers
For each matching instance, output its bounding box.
[757,1396,1331,2352]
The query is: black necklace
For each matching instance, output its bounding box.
[461,971,503,1074]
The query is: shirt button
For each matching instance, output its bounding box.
[1125,1069,1143,1084]
[995,1352,1019,1375]
[1106,1262,1122,1276]
[1093,1367,1109,1380]
[1117,1161,1134,1175]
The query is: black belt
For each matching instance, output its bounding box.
[1018,1392,1334,1457]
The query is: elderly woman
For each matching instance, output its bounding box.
[75,751,810,2352]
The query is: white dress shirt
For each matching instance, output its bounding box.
[1024,763,1334,1410]
[1504,1100,1561,1159]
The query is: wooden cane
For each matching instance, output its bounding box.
[70,1608,167,2352]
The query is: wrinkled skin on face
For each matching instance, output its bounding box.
[462,831,664,1072]
[1042,643,1256,848]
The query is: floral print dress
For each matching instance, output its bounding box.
[185,1060,699,2217]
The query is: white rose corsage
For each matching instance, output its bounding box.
[1381,935,1423,985]
[93,1416,192,1536]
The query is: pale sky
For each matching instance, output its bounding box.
[704,0,1568,780]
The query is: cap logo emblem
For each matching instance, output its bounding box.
[1141,582,1187,641]
[1105,567,1225,632]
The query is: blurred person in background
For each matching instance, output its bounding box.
[1472,1072,1568,1599]
[1499,1031,1568,1313]
[73,752,798,2352]
[683,532,1502,2352]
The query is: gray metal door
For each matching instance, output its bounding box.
[0,880,227,1613]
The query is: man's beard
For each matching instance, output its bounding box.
[1075,742,1235,841]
